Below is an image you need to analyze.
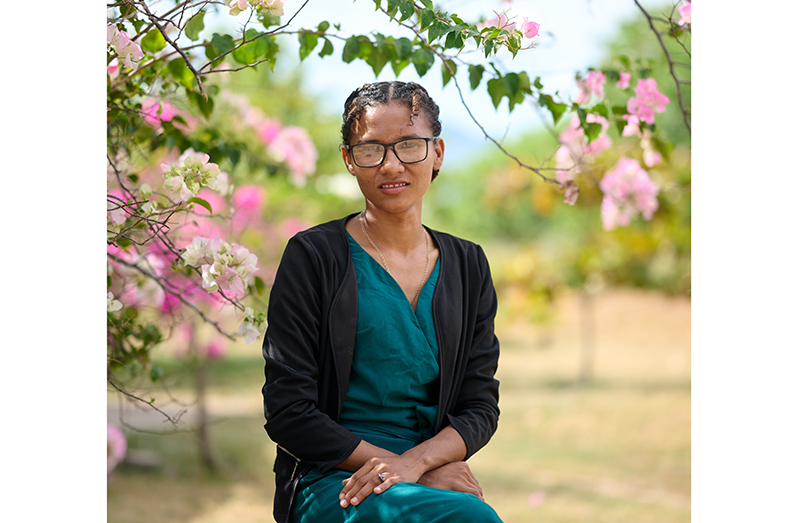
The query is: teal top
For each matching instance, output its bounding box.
[338,231,441,450]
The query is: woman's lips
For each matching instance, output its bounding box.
[379,182,409,194]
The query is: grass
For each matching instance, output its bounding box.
[108,288,690,523]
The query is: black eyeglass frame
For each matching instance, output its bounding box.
[345,137,439,168]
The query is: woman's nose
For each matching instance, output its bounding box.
[381,145,404,171]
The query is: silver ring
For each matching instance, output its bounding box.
[378,473,386,482]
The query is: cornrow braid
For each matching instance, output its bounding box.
[341,81,443,180]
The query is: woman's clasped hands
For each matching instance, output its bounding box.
[339,456,483,508]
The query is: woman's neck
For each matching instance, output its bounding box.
[360,204,425,255]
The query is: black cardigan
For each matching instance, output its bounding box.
[261,213,500,523]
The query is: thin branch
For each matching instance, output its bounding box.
[200,57,272,75]
[108,375,181,426]
[633,0,691,136]
[138,1,207,97]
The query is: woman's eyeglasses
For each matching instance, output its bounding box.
[346,137,437,168]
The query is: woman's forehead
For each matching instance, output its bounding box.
[353,101,431,141]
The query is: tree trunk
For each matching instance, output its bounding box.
[578,289,595,384]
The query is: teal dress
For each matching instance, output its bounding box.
[289,233,502,523]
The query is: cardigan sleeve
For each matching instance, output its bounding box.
[445,244,501,460]
[262,235,361,472]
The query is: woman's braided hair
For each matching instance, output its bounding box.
[341,81,443,180]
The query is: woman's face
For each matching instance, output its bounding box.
[341,101,444,216]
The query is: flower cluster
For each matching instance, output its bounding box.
[678,1,691,26]
[478,11,539,39]
[183,236,259,296]
[599,157,660,230]
[107,24,144,70]
[267,127,319,186]
[616,72,631,90]
[224,0,284,16]
[238,307,266,344]
[626,78,670,125]
[142,99,179,128]
[107,291,123,312]
[161,149,224,203]
[574,70,606,105]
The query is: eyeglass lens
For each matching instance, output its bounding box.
[352,139,429,167]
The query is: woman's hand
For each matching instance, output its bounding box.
[339,455,425,508]
[418,461,484,500]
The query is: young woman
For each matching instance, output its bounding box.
[262,81,503,523]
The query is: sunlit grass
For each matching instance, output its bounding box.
[108,289,690,523]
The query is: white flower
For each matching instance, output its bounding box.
[139,183,153,199]
[184,237,211,266]
[107,292,123,312]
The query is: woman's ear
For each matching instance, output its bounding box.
[432,138,445,171]
[341,146,357,176]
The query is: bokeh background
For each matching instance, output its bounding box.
[106,1,690,522]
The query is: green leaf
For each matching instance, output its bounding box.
[533,76,544,90]
[468,64,485,90]
[411,48,435,77]
[441,60,456,87]
[486,77,506,109]
[366,41,389,76]
[233,30,265,65]
[445,28,464,49]
[141,29,166,53]
[420,8,435,31]
[185,12,205,41]
[584,122,602,143]
[127,173,139,183]
[317,20,330,33]
[211,33,235,58]
[398,0,415,22]
[342,36,362,63]
[319,38,334,57]
[254,276,266,296]
[503,72,520,98]
[483,39,495,58]
[298,31,319,61]
[108,275,112,289]
[188,90,214,118]
[611,105,629,116]
[395,37,413,60]
[167,58,193,89]
[149,364,164,382]
[590,102,609,119]
[540,94,567,124]
[187,197,213,214]
[390,59,410,76]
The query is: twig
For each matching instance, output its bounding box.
[108,375,181,426]
[633,0,691,136]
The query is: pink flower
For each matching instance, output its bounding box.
[621,114,641,137]
[616,72,631,90]
[268,127,318,186]
[520,17,540,38]
[574,70,606,105]
[678,2,691,25]
[205,339,226,359]
[560,180,579,205]
[256,119,282,144]
[232,184,266,231]
[142,99,179,128]
[599,157,659,230]
[108,58,119,81]
[626,78,670,125]
[108,424,127,475]
[527,491,546,508]
[643,148,662,167]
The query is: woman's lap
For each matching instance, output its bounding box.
[291,470,502,523]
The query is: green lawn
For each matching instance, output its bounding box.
[108,289,690,523]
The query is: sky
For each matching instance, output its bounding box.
[202,0,668,161]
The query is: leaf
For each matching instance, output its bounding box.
[486,77,506,109]
[411,48,434,77]
[611,105,629,116]
[149,364,164,382]
[254,276,266,296]
[590,102,609,119]
[398,0,415,22]
[342,36,362,63]
[420,8,435,31]
[298,31,319,61]
[503,72,520,98]
[207,33,235,62]
[319,38,334,58]
[127,173,139,183]
[540,94,567,124]
[141,29,166,53]
[167,58,193,89]
[187,197,213,214]
[233,30,265,65]
[533,76,543,90]
[188,90,214,118]
[390,59,410,76]
[441,60,456,87]
[317,20,330,33]
[395,37,413,60]
[468,64,485,90]
[185,12,205,42]
[366,41,389,76]
[584,122,602,143]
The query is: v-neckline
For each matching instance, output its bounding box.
[347,231,438,314]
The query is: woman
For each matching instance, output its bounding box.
[262,81,502,523]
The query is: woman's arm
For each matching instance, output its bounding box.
[338,426,467,507]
